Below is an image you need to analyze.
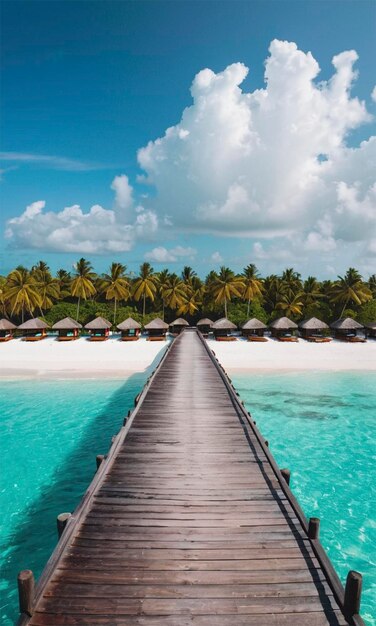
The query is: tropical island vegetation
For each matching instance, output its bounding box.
[1,259,375,328]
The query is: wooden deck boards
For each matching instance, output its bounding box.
[20,329,355,625]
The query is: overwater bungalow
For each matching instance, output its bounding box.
[169,318,189,335]
[196,318,213,336]
[0,319,17,342]
[269,317,298,342]
[330,317,366,342]
[52,317,82,341]
[241,318,268,341]
[144,317,169,341]
[84,316,112,341]
[117,317,141,341]
[298,317,331,343]
[365,322,376,339]
[18,318,49,341]
[212,318,237,341]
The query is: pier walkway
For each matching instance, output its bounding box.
[18,329,363,625]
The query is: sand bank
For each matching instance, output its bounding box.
[0,336,170,379]
[206,336,376,372]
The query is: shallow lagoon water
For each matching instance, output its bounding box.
[1,369,375,625]
[232,370,376,626]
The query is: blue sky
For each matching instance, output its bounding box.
[1,0,375,278]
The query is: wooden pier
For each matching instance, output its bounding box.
[18,329,364,625]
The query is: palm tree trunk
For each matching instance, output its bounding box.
[224,298,227,318]
[113,298,117,326]
[340,297,349,318]
[247,297,250,318]
[162,300,165,321]
[143,293,146,318]
[76,296,81,321]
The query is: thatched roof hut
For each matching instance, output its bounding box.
[330,317,365,341]
[196,318,213,335]
[0,318,17,341]
[269,317,298,330]
[298,317,330,341]
[365,321,376,338]
[117,317,141,341]
[84,316,112,341]
[144,317,169,341]
[330,318,363,330]
[18,318,49,330]
[0,318,17,330]
[117,317,141,331]
[18,317,49,341]
[169,318,189,335]
[52,317,82,341]
[212,318,237,340]
[241,318,267,340]
[52,317,82,330]
[269,317,298,341]
[84,316,112,330]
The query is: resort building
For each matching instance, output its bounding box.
[298,317,331,342]
[144,317,169,341]
[169,318,189,335]
[0,318,16,342]
[269,316,299,341]
[330,317,366,342]
[196,318,213,336]
[84,317,112,341]
[17,318,49,341]
[117,317,141,341]
[241,318,268,341]
[211,317,237,341]
[52,317,82,341]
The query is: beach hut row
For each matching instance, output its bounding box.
[0,315,375,342]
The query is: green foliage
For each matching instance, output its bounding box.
[358,300,376,325]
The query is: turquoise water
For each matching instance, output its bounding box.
[0,371,155,625]
[232,371,376,626]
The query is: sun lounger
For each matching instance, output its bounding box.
[247,336,268,342]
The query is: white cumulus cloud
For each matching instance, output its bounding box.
[5,178,158,254]
[145,245,196,263]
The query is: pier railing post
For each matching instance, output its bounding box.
[18,570,34,616]
[57,512,72,539]
[280,468,291,485]
[96,454,105,470]
[308,517,320,540]
[344,570,362,618]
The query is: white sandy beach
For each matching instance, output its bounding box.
[207,336,376,372]
[0,334,375,378]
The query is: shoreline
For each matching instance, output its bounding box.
[0,335,375,380]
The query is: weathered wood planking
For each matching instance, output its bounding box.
[18,329,363,626]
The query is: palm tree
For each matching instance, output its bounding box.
[276,292,304,318]
[99,263,130,325]
[161,275,187,312]
[281,268,302,298]
[132,262,157,318]
[0,275,9,317]
[71,258,97,321]
[242,264,264,317]
[181,266,197,285]
[32,267,60,314]
[301,276,323,307]
[56,269,72,299]
[368,274,376,298]
[155,269,171,320]
[6,268,42,322]
[330,268,372,317]
[177,289,202,316]
[211,266,244,318]
[263,275,287,314]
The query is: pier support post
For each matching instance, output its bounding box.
[344,570,362,617]
[308,517,320,540]
[57,512,72,539]
[96,454,105,470]
[18,570,34,616]
[280,468,291,485]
